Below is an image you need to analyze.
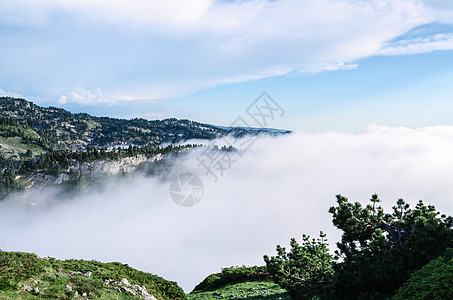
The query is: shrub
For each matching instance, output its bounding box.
[192,265,270,292]
[393,248,453,300]
[264,232,333,299]
[0,251,186,299]
[0,251,48,290]
[328,194,453,299]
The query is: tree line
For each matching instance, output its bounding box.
[0,143,199,198]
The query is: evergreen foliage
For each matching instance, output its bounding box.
[264,232,333,299]
[393,248,453,300]
[328,194,453,299]
[0,96,289,198]
[264,194,453,299]
[192,265,270,292]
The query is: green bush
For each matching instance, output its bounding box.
[327,195,453,299]
[49,259,186,299]
[0,251,47,290]
[192,265,270,292]
[264,194,453,299]
[393,248,453,300]
[264,232,333,300]
[0,251,186,299]
[192,274,220,292]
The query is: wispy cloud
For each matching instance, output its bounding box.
[0,0,443,102]
[299,62,359,74]
[422,0,453,25]
[0,0,212,27]
[379,33,453,55]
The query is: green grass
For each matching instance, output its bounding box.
[188,279,290,300]
[0,136,45,158]
[0,251,186,299]
[85,119,100,130]
[0,252,290,300]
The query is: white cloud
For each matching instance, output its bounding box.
[58,87,106,105]
[0,0,212,27]
[422,0,453,24]
[379,33,453,55]
[299,62,359,74]
[0,0,441,100]
[1,126,453,292]
[72,0,211,26]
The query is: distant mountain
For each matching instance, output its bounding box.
[212,124,290,134]
[0,97,290,156]
[0,97,290,198]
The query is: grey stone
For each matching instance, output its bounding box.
[131,284,157,300]
[23,285,32,292]
[69,271,82,275]
[121,278,130,286]
[122,286,136,296]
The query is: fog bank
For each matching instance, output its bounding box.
[1,125,453,292]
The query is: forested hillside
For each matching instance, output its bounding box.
[0,97,290,198]
[0,97,286,154]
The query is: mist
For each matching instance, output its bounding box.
[1,125,453,292]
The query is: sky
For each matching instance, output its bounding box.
[1,0,453,131]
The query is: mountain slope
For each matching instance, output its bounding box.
[187,266,289,300]
[0,250,185,299]
[0,97,290,156]
[0,97,290,198]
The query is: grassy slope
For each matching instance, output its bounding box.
[188,279,290,300]
[0,253,290,300]
[188,266,290,300]
[0,119,46,159]
[0,136,45,158]
[0,251,185,299]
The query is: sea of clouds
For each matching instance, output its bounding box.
[1,125,453,292]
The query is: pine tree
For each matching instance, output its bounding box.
[328,194,453,299]
[264,232,333,299]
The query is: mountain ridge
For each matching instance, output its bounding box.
[0,96,290,155]
[0,97,290,198]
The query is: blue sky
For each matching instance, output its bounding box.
[1,0,453,132]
